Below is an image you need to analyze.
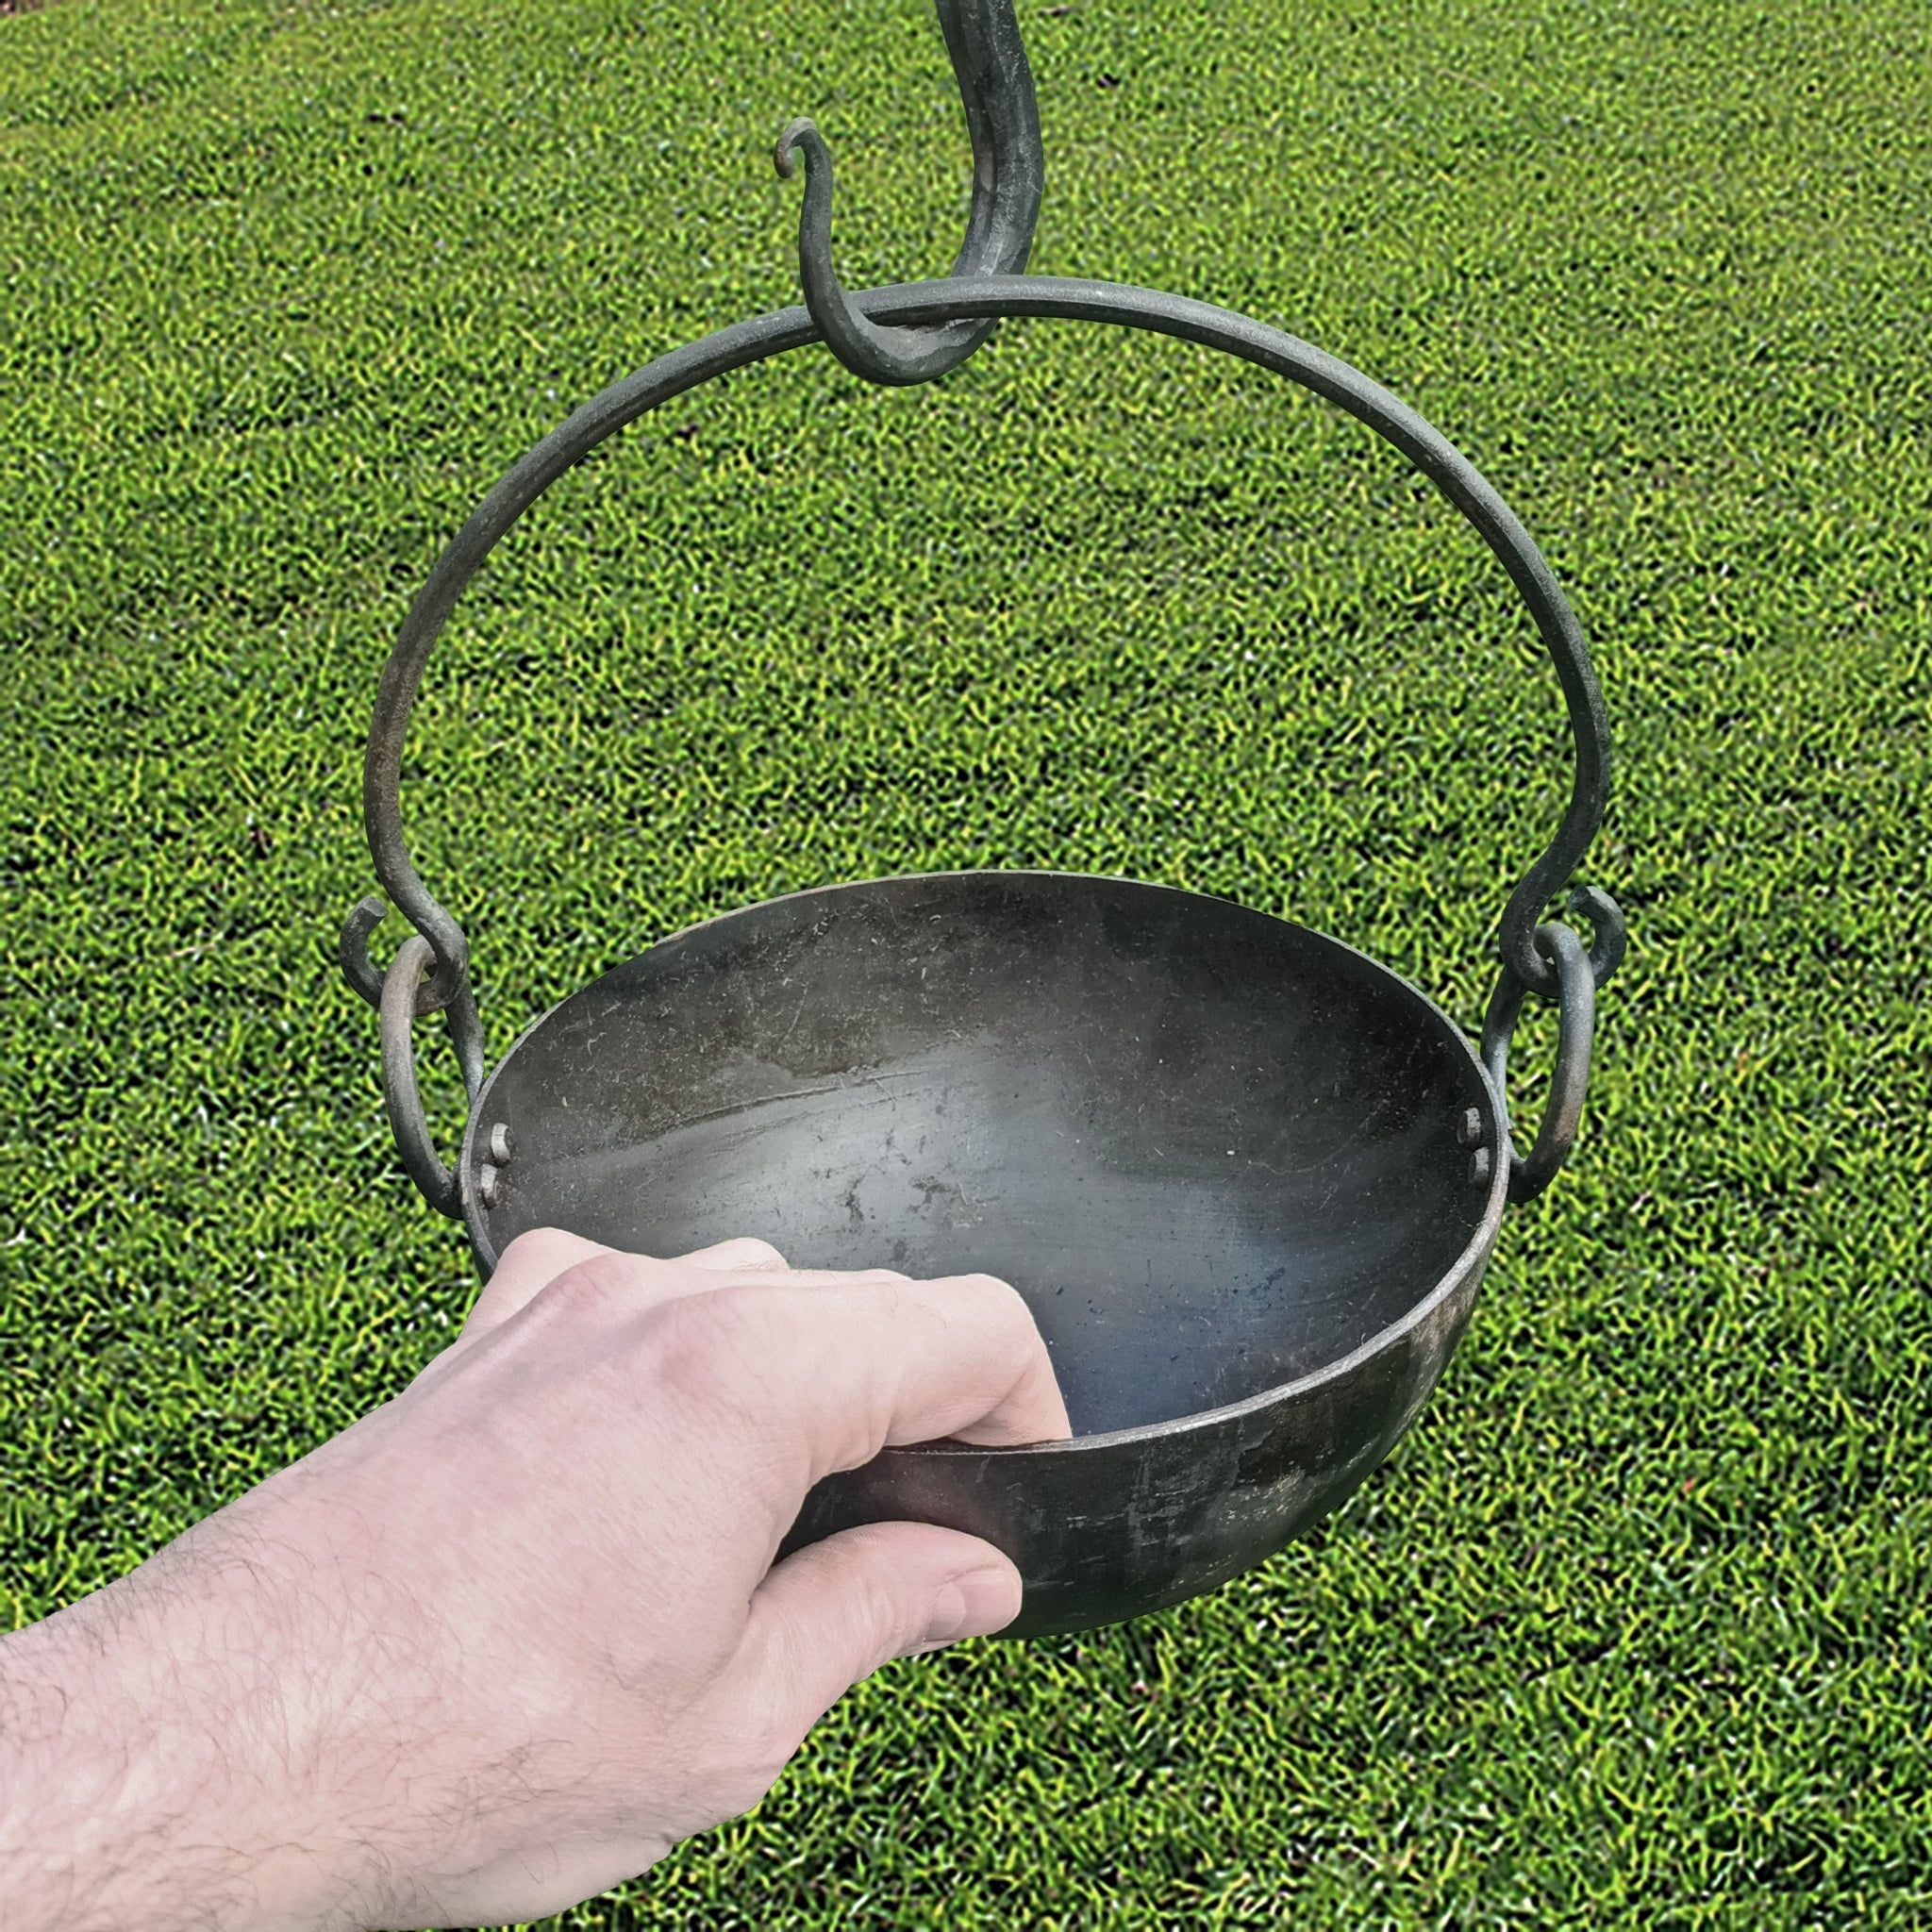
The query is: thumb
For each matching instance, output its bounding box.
[733,1522,1022,1735]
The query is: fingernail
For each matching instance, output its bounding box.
[915,1565,1020,1651]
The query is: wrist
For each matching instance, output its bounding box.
[0,1536,381,1932]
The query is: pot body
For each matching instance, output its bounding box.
[459,871,1508,1633]
[781,1237,1491,1635]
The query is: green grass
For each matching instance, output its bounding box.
[3,0,1930,1922]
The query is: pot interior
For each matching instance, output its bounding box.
[469,873,1499,1435]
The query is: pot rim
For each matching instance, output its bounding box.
[460,867,1512,1450]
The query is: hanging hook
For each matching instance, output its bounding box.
[774,0,1044,386]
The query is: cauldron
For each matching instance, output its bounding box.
[340,8,1624,1638]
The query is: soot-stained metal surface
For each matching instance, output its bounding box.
[466,874,1491,1434]
[457,874,1508,1634]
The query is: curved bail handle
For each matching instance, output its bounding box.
[1491,564,1624,1002]
[335,275,1628,1211]
[774,0,1043,386]
[339,608,485,1021]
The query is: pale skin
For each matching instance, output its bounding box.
[0,1231,1071,1930]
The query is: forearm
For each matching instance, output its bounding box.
[0,1534,378,1932]
[0,1236,1062,1931]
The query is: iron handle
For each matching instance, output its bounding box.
[341,277,1624,1210]
[1481,913,1600,1204]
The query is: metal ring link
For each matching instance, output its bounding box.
[1569,882,1627,991]
[1498,877,1626,1002]
[1480,920,1598,1204]
[377,933,486,1220]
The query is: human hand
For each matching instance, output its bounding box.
[0,1234,1070,1931]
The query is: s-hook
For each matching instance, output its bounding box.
[774,0,1044,385]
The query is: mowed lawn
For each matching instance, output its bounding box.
[3,0,1929,1923]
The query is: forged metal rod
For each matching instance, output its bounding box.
[343,276,1623,1000]
[774,0,1043,384]
[379,933,478,1218]
[1481,917,1598,1203]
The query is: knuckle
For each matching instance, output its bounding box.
[951,1271,1036,1330]
[836,1524,935,1634]
[954,1270,1022,1301]
[526,1252,641,1322]
[660,1281,764,1345]
[642,1287,790,1420]
[717,1237,789,1271]
[495,1224,579,1273]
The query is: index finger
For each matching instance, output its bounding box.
[647,1267,1073,1499]
[465,1231,794,1346]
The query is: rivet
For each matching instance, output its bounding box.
[1470,1146,1492,1186]
[488,1123,515,1165]
[478,1162,501,1208]
[1457,1107,1484,1147]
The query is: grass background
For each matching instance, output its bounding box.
[2,0,1929,1922]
